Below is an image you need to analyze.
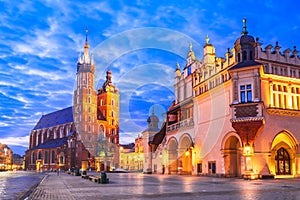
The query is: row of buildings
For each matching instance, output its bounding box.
[142,19,300,178]
[25,20,300,179]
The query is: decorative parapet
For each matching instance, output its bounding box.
[256,42,300,66]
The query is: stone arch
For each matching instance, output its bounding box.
[221,132,242,177]
[270,130,299,176]
[167,137,178,174]
[178,133,193,175]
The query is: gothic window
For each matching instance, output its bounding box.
[250,51,253,60]
[88,97,91,103]
[111,99,115,106]
[44,151,48,164]
[59,155,64,164]
[275,148,291,175]
[51,151,55,163]
[240,84,252,103]
[100,99,103,106]
[31,152,35,164]
[238,53,241,62]
[38,151,42,159]
[111,111,114,117]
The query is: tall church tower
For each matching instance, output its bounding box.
[74,30,98,155]
[97,69,120,145]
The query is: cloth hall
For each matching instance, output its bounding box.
[143,19,300,179]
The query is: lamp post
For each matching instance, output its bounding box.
[4,147,7,171]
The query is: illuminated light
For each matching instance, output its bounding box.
[185,150,190,156]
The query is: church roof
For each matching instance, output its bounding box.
[31,136,69,150]
[33,106,73,130]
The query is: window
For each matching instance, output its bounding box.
[243,51,247,61]
[51,151,55,163]
[44,151,48,164]
[187,66,192,76]
[240,84,252,103]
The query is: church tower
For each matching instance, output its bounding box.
[74,29,98,155]
[97,69,120,145]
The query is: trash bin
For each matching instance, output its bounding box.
[100,172,107,184]
[75,169,80,176]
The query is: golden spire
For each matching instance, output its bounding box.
[242,18,248,35]
[189,42,193,51]
[205,34,210,44]
[84,28,90,57]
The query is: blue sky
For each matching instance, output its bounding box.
[0,0,299,156]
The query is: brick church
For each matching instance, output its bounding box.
[25,31,120,172]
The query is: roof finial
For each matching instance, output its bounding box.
[242,18,248,35]
[152,106,155,115]
[189,42,193,51]
[205,34,210,44]
[176,62,180,69]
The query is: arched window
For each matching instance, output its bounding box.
[237,53,241,62]
[250,51,253,60]
[275,148,291,175]
[44,151,49,164]
[38,151,42,159]
[51,151,55,164]
[59,155,64,164]
[31,152,35,164]
[243,51,247,61]
[111,99,115,106]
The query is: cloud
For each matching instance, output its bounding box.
[0,136,29,147]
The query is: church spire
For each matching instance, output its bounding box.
[84,28,90,57]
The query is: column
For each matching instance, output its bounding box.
[269,82,273,107]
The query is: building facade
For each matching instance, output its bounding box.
[0,143,13,170]
[26,31,120,171]
[149,19,300,178]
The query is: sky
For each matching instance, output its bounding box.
[0,0,299,156]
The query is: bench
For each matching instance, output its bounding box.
[89,175,100,183]
[88,175,109,184]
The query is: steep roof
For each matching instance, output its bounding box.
[31,136,69,150]
[33,107,73,130]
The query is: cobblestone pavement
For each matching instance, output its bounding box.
[0,171,45,200]
[27,172,300,200]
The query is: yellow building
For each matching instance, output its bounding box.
[0,143,13,170]
[148,19,300,179]
[119,137,144,172]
